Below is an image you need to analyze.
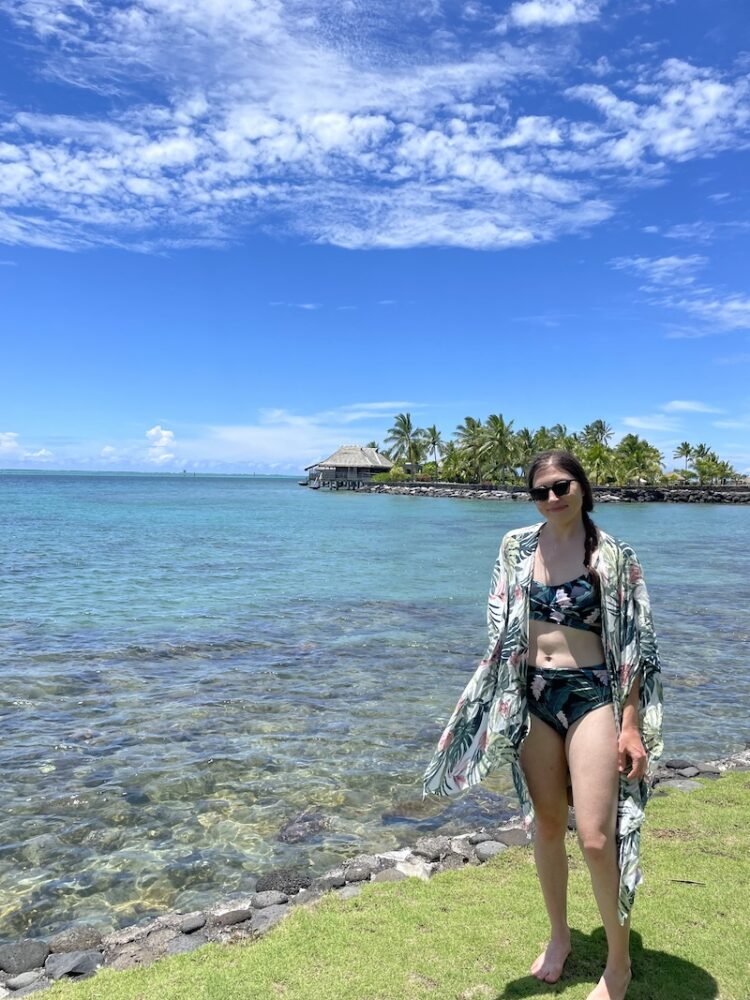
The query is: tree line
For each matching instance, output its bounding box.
[365,414,741,487]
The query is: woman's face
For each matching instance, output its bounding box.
[531,463,584,523]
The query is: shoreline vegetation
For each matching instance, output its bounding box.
[370,413,748,490]
[4,747,748,999]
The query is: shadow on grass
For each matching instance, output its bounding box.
[498,929,718,998]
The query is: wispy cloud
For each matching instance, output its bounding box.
[622,414,679,432]
[1,4,748,252]
[661,400,722,413]
[611,254,750,333]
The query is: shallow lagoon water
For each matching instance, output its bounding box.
[1,473,748,941]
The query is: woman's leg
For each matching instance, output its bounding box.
[520,716,571,983]
[566,705,631,1000]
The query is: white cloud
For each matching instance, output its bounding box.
[504,0,604,30]
[146,424,176,464]
[661,400,722,413]
[0,3,748,252]
[611,254,750,333]
[622,414,679,432]
[0,432,21,453]
[0,431,54,463]
[611,254,706,288]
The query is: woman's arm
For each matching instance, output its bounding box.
[618,675,647,780]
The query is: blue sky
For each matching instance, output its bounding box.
[1,0,749,474]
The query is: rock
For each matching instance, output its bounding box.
[677,767,700,778]
[312,868,346,892]
[665,758,695,770]
[394,856,433,881]
[254,868,312,895]
[449,838,473,861]
[468,831,493,845]
[277,809,330,844]
[0,942,50,976]
[344,854,392,881]
[44,951,103,981]
[166,934,207,957]
[494,828,529,848]
[252,891,288,909]
[6,972,43,990]
[474,841,508,862]
[47,926,103,955]
[103,919,184,972]
[372,868,407,883]
[213,908,253,928]
[697,764,721,776]
[435,853,467,873]
[179,913,206,934]
[666,779,702,793]
[335,884,363,901]
[10,981,51,996]
[412,836,452,861]
[251,905,291,937]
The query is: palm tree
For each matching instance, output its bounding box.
[480,414,516,485]
[366,441,380,451]
[582,420,614,448]
[673,442,693,471]
[454,416,486,482]
[584,442,614,485]
[515,427,537,478]
[384,413,418,465]
[615,434,663,484]
[423,425,444,481]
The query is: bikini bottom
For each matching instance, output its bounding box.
[526,665,613,740]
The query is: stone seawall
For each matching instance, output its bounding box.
[2,747,749,997]
[360,484,750,504]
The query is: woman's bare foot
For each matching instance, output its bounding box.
[585,964,632,1000]
[530,935,571,983]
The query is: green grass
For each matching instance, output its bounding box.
[49,772,750,1000]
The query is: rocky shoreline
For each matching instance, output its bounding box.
[2,747,748,998]
[361,483,750,504]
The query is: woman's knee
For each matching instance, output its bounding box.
[534,810,568,842]
[577,827,615,862]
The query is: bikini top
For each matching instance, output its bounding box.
[529,574,602,635]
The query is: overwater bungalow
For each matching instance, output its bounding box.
[304,445,394,489]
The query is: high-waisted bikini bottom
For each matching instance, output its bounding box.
[527,665,613,739]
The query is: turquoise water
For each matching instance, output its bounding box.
[1,473,748,942]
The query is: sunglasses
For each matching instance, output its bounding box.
[529,479,576,502]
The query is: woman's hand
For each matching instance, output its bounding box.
[618,726,648,781]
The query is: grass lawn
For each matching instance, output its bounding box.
[49,771,750,1000]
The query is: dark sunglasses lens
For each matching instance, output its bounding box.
[552,480,572,497]
[530,480,573,501]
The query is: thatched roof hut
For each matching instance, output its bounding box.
[305,445,393,488]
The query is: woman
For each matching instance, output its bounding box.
[423,450,663,1000]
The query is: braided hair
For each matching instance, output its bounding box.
[527,449,599,582]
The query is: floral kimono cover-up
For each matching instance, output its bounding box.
[423,522,664,924]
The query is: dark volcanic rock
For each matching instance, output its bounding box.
[252,891,288,909]
[254,868,312,895]
[0,940,50,976]
[48,926,103,954]
[213,908,252,928]
[494,828,529,848]
[412,836,452,862]
[277,808,330,844]
[45,950,103,981]
[179,913,206,934]
[251,905,290,937]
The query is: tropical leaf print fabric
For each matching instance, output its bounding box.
[423,521,664,924]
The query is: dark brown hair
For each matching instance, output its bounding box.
[526,450,599,574]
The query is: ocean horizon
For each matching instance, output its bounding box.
[2,473,748,943]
